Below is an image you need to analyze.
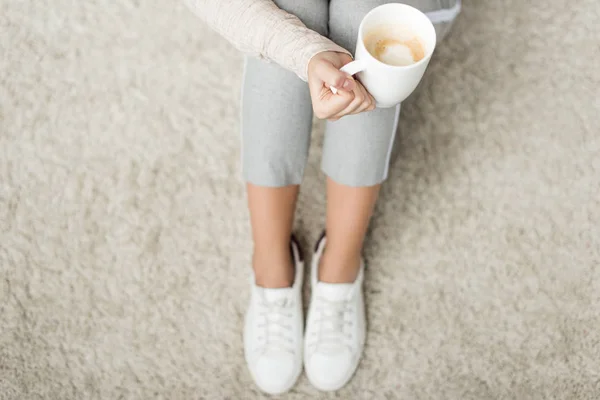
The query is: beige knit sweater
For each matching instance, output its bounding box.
[184,0,351,81]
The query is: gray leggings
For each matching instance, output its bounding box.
[241,0,460,187]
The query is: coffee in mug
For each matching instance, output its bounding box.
[363,25,426,66]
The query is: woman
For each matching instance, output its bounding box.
[185,0,460,394]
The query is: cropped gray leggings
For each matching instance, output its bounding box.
[241,0,460,187]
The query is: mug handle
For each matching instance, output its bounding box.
[330,59,367,94]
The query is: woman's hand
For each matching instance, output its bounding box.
[307,52,376,121]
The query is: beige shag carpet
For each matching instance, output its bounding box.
[1,1,600,399]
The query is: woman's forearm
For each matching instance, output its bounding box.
[184,0,351,80]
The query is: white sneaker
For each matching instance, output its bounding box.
[243,236,304,395]
[304,233,366,391]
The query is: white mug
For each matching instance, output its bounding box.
[332,3,437,108]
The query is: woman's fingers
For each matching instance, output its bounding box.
[314,87,355,119]
[313,58,356,92]
[329,82,374,120]
[330,86,364,119]
[350,82,375,114]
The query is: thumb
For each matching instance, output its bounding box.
[315,62,356,91]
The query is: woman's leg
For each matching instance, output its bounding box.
[320,0,460,283]
[319,100,397,282]
[242,0,329,288]
[247,184,298,287]
[320,179,381,282]
[242,56,309,288]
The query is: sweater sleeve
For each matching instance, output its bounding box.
[183,0,351,81]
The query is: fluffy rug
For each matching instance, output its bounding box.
[1,1,599,398]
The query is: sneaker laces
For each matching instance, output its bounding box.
[311,297,353,353]
[255,295,295,354]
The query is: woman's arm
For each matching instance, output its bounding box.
[184,0,351,81]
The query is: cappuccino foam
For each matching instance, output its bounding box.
[364,25,426,66]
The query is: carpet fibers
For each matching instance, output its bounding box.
[1,1,600,399]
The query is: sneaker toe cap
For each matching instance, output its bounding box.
[305,351,355,391]
[251,353,299,394]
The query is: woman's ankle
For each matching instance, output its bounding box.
[253,247,294,288]
[318,247,361,284]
